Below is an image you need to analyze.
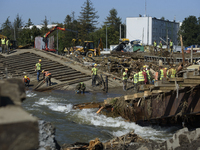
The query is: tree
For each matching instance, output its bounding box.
[179,16,199,46]
[25,18,34,27]
[14,14,23,41]
[78,0,99,41]
[41,16,49,36]
[1,17,13,39]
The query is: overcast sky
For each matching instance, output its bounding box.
[0,0,199,28]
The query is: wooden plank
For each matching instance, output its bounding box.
[169,78,184,82]
[183,72,200,79]
[184,79,200,84]
[152,90,170,94]
[124,93,144,101]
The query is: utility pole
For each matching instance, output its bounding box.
[57,30,58,51]
[106,24,107,50]
[191,46,193,64]
[119,24,121,39]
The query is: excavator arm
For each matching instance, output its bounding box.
[43,26,78,51]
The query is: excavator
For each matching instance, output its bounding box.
[74,38,103,57]
[43,26,78,52]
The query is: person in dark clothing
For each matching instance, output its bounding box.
[76,82,86,93]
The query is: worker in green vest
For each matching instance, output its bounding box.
[159,41,162,56]
[167,65,176,78]
[158,66,164,80]
[91,63,98,86]
[133,69,139,92]
[1,37,6,54]
[35,59,42,82]
[6,38,10,54]
[170,39,173,53]
[154,40,157,54]
[122,68,128,91]
[138,67,145,87]
[146,67,153,84]
[76,82,86,93]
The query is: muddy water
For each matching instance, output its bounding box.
[22,90,180,145]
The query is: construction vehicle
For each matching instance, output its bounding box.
[112,38,130,52]
[74,38,103,57]
[43,26,78,52]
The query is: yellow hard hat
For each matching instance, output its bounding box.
[42,70,45,73]
[24,76,27,79]
[125,68,128,71]
[143,65,146,67]
[94,64,97,66]
[165,68,167,70]
[39,59,42,62]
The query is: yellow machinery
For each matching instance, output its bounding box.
[74,38,103,57]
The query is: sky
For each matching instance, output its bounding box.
[0,0,200,28]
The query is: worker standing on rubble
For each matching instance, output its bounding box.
[42,70,52,86]
[167,65,176,78]
[138,68,145,87]
[1,37,6,54]
[146,67,153,84]
[158,66,164,80]
[154,40,157,54]
[91,64,98,86]
[170,40,173,53]
[35,59,42,82]
[23,75,30,87]
[133,69,139,91]
[6,38,10,54]
[76,82,86,93]
[123,68,128,91]
[159,41,162,56]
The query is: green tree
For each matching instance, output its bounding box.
[78,0,99,41]
[41,16,49,36]
[14,14,24,41]
[1,17,13,39]
[179,16,199,46]
[25,18,34,27]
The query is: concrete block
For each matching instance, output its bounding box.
[0,78,26,106]
[0,106,38,150]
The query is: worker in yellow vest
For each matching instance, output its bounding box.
[6,38,10,54]
[158,66,164,80]
[159,41,162,56]
[133,69,139,92]
[122,68,128,91]
[35,59,42,82]
[91,64,98,86]
[146,67,153,84]
[170,39,173,53]
[167,65,176,78]
[1,37,6,54]
[138,67,145,87]
[154,40,157,54]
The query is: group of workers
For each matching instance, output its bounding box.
[154,39,173,54]
[1,37,10,54]
[23,59,52,87]
[123,64,176,91]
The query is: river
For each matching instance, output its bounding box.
[22,90,181,146]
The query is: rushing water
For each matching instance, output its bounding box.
[22,90,180,145]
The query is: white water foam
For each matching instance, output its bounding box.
[26,91,37,97]
[35,96,73,113]
[71,109,174,141]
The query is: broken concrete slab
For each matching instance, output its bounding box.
[0,106,38,150]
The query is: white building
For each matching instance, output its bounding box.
[126,17,180,46]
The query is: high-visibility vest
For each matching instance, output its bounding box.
[170,68,176,78]
[154,42,157,47]
[1,38,5,45]
[134,73,138,83]
[138,71,144,82]
[159,43,162,48]
[92,67,98,75]
[160,69,164,80]
[146,70,151,80]
[123,72,128,80]
[170,41,173,47]
[6,40,9,46]
[35,63,41,70]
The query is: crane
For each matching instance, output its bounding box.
[43,26,78,52]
